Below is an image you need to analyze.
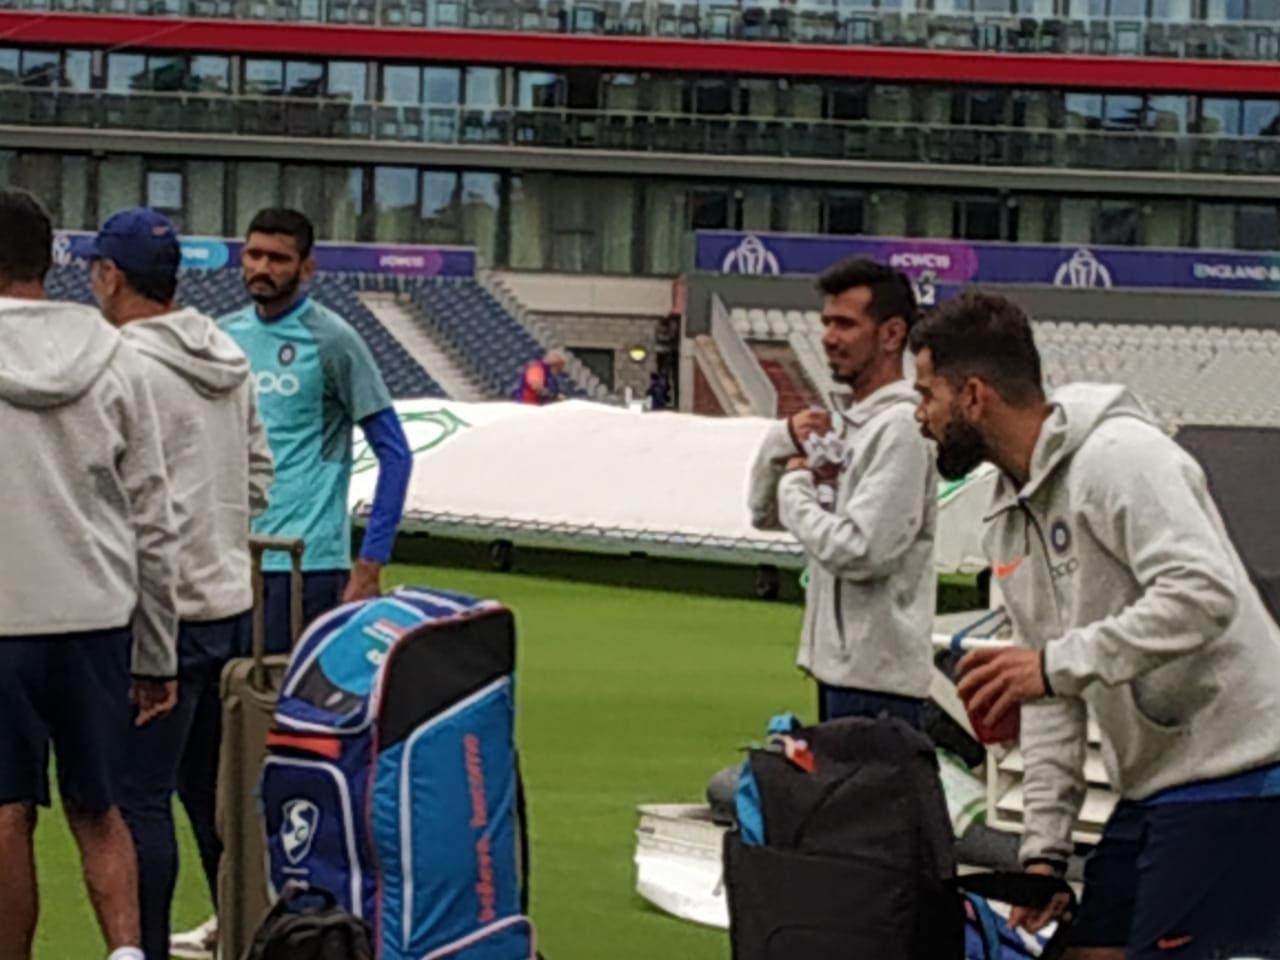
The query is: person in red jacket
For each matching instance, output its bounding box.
[513,351,566,405]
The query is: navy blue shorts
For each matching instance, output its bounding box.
[261,570,348,655]
[1070,797,1280,959]
[817,682,925,729]
[0,627,132,812]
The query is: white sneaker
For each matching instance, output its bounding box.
[170,916,218,960]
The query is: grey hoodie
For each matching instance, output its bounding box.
[0,297,179,678]
[123,308,274,622]
[749,381,938,698]
[986,383,1280,865]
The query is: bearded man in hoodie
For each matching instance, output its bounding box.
[748,257,937,727]
[0,190,179,960]
[912,291,1280,960]
[88,208,275,960]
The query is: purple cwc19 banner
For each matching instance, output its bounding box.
[696,231,1280,298]
[54,232,476,278]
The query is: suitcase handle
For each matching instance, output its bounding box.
[249,535,306,691]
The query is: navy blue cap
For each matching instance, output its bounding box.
[88,207,181,277]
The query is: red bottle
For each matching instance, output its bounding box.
[967,704,1020,746]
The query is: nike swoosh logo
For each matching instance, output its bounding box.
[1157,936,1194,951]
[993,557,1025,579]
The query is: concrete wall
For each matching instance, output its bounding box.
[492,271,674,317]
[529,312,660,398]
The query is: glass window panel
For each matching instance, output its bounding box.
[825,192,865,235]
[98,155,143,224]
[461,171,501,267]
[0,50,18,86]
[644,180,687,274]
[148,56,186,94]
[1150,0,1192,17]
[421,170,459,222]
[423,67,460,105]
[244,59,284,96]
[689,189,731,230]
[969,90,1008,127]
[1242,100,1280,136]
[1200,98,1241,135]
[190,57,230,94]
[373,165,420,241]
[1064,93,1103,130]
[1206,0,1246,18]
[63,51,92,92]
[829,83,869,121]
[518,71,561,109]
[1110,0,1145,15]
[20,51,59,88]
[108,54,147,93]
[147,170,184,211]
[383,66,421,105]
[59,155,91,231]
[692,79,733,116]
[602,73,639,112]
[327,61,366,102]
[187,160,226,236]
[1096,200,1141,245]
[1249,0,1280,15]
[509,172,550,270]
[564,70,600,110]
[1060,198,1094,244]
[464,67,500,107]
[1197,202,1234,249]
[1145,95,1187,133]
[777,186,821,233]
[1236,204,1280,250]
[14,153,60,221]
[285,61,324,98]
[234,161,281,235]
[1102,95,1143,131]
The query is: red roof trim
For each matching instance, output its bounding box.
[3,11,1280,93]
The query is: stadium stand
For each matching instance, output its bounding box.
[45,265,446,399]
[404,277,593,400]
[730,303,1280,430]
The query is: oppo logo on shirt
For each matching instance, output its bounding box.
[256,371,301,397]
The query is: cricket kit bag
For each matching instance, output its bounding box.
[258,586,536,960]
[724,714,1074,960]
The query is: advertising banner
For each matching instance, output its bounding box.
[698,231,1280,298]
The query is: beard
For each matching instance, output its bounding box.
[246,271,301,307]
[934,417,989,481]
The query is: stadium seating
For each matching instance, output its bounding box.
[731,304,1280,430]
[405,277,589,399]
[45,266,445,399]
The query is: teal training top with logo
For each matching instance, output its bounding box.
[220,296,392,573]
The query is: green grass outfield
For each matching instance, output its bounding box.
[34,563,816,959]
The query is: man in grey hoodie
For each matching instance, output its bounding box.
[749,257,937,726]
[88,208,275,960]
[0,190,179,960]
[911,291,1280,960]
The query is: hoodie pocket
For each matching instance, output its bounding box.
[1092,685,1190,788]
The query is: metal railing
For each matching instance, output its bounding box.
[711,293,777,417]
[6,87,1280,175]
[2,0,1280,61]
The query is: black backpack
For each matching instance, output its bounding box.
[724,715,1074,960]
[244,883,374,960]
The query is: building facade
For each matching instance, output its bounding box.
[3,6,1279,273]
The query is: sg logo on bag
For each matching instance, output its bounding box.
[281,798,321,865]
[257,371,301,397]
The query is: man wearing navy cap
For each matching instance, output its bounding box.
[89,208,275,960]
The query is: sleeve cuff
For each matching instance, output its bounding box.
[1043,633,1086,698]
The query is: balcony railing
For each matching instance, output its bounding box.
[2,0,1280,61]
[5,87,1280,173]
